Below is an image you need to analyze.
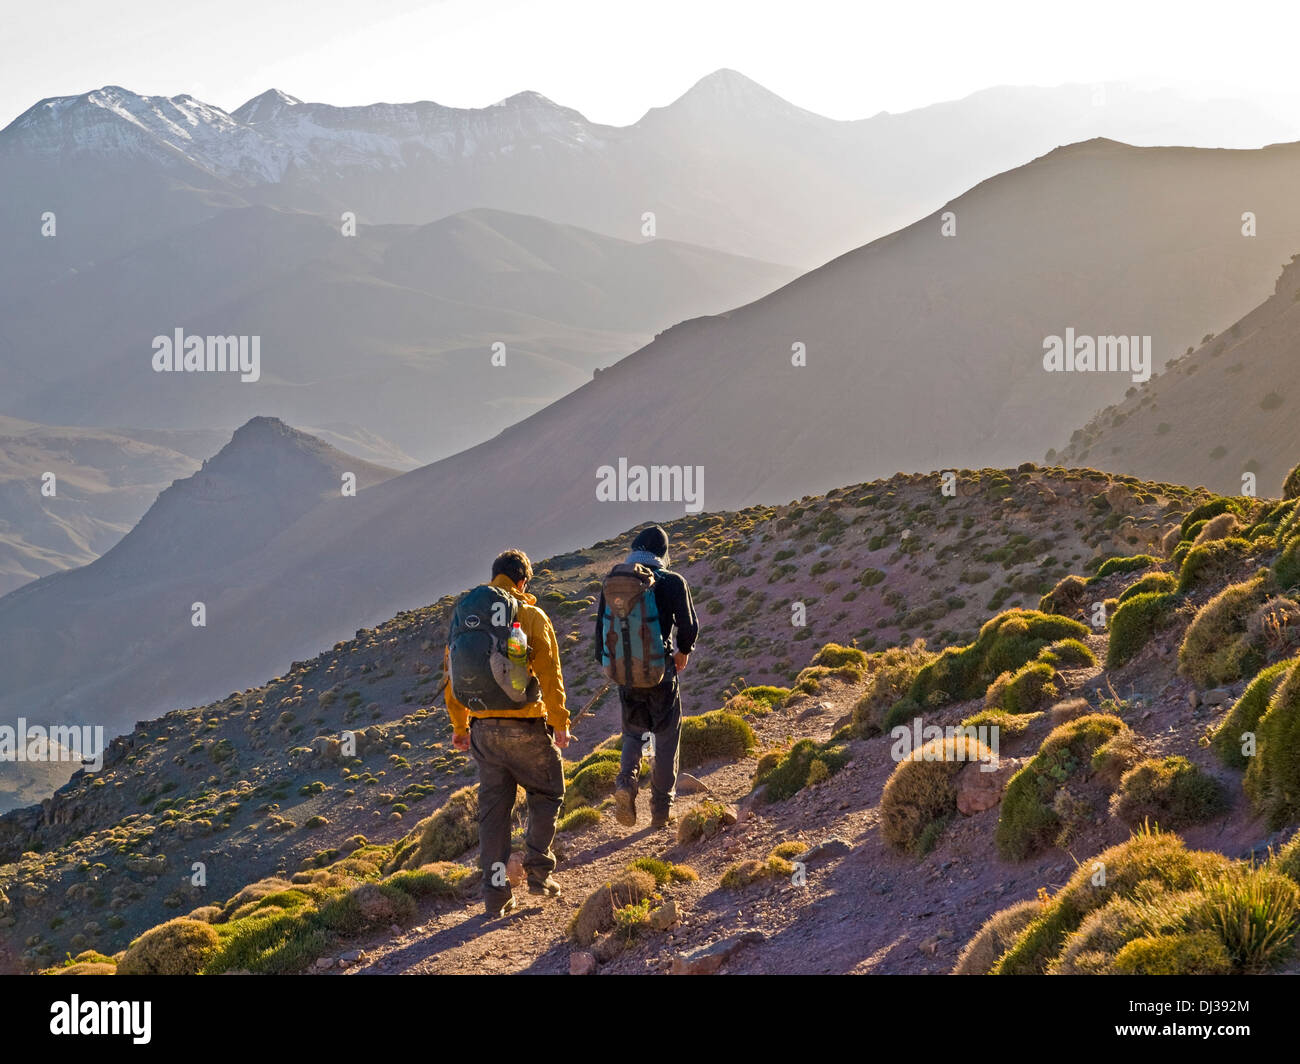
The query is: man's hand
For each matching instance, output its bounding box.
[674,651,690,673]
[553,728,571,749]
[452,732,471,752]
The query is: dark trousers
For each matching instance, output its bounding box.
[469,717,564,912]
[615,672,682,817]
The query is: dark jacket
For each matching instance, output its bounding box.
[594,561,698,664]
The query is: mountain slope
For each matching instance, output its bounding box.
[13,466,1300,977]
[9,137,1300,724]
[0,418,226,595]
[1052,254,1300,494]
[0,464,1212,963]
[2,204,796,462]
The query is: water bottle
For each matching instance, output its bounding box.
[506,622,528,691]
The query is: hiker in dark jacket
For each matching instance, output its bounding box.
[593,525,699,829]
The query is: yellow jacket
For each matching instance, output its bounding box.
[443,573,568,738]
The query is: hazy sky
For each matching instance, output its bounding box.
[4,0,1300,128]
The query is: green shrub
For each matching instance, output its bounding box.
[1244,659,1300,827]
[1037,638,1097,668]
[850,640,935,736]
[384,862,474,898]
[759,738,851,802]
[1177,538,1251,593]
[990,827,1230,974]
[628,857,697,885]
[1106,592,1180,669]
[810,643,868,668]
[1284,463,1300,501]
[1178,573,1273,687]
[562,759,620,814]
[906,609,1088,708]
[880,734,993,853]
[959,708,1039,738]
[679,711,756,768]
[1039,574,1089,617]
[985,660,1058,715]
[1093,554,1159,581]
[996,714,1128,860]
[1110,756,1229,828]
[1118,572,1176,603]
[1275,833,1300,884]
[557,806,602,834]
[118,918,221,975]
[952,899,1044,974]
[1212,660,1293,768]
[1180,498,1246,540]
[1111,931,1233,974]
[1191,865,1300,971]
[1275,534,1300,590]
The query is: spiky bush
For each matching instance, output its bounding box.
[1213,660,1294,769]
[810,643,868,669]
[1118,572,1176,603]
[1275,534,1300,590]
[1039,574,1089,617]
[952,899,1044,974]
[984,660,1058,715]
[1111,931,1233,974]
[1178,572,1274,687]
[1110,756,1229,828]
[679,711,756,768]
[758,737,851,801]
[1179,497,1247,540]
[1244,659,1300,827]
[675,800,730,844]
[1106,591,1180,669]
[989,827,1230,974]
[1176,538,1252,593]
[880,734,993,853]
[568,868,657,946]
[850,640,935,736]
[118,918,221,975]
[1283,462,1300,500]
[995,713,1128,860]
[905,609,1088,708]
[1038,638,1097,668]
[1191,865,1300,971]
[1093,554,1159,580]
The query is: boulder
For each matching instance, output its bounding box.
[956,758,1017,815]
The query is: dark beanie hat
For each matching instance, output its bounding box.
[631,524,669,557]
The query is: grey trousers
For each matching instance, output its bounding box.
[469,717,564,912]
[615,673,682,817]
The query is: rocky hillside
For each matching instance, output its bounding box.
[1,463,1241,972]
[1053,254,1300,496]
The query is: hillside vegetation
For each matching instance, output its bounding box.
[9,464,1300,975]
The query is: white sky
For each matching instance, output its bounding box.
[4,0,1300,128]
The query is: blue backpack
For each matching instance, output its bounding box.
[599,563,669,688]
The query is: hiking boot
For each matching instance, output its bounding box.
[613,786,638,827]
[528,875,562,898]
[649,808,676,830]
[486,894,518,919]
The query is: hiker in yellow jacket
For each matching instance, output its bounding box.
[444,549,570,917]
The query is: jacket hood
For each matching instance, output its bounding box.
[491,571,537,605]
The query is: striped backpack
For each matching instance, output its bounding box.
[599,563,669,688]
